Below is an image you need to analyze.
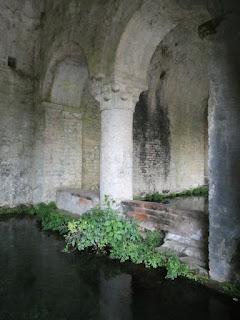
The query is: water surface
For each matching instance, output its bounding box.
[0,216,239,320]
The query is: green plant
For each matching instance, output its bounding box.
[65,206,141,252]
[0,202,73,235]
[144,186,208,203]
[65,206,192,279]
[34,202,74,234]
[166,255,191,279]
[0,204,35,216]
[221,282,240,298]
[1,202,240,297]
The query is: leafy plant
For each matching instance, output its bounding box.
[65,206,192,279]
[0,202,73,235]
[1,202,240,297]
[34,202,74,234]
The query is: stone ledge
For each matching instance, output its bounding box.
[56,189,99,216]
[122,199,209,272]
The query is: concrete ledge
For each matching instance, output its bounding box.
[56,188,99,216]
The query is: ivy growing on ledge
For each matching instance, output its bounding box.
[64,205,193,280]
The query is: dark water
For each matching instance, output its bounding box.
[0,216,239,320]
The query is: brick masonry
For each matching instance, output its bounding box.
[122,200,209,272]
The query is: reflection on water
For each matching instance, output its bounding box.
[100,273,132,320]
[0,216,239,320]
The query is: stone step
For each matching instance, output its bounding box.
[159,239,207,262]
[164,232,207,249]
[124,206,208,240]
[179,256,208,275]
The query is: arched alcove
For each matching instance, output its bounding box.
[41,41,88,102]
[133,21,210,195]
[33,46,100,203]
[112,0,211,272]
[112,0,210,196]
[50,56,88,107]
[113,0,209,89]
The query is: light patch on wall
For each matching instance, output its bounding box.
[50,58,88,107]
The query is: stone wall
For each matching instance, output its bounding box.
[33,103,84,203]
[32,53,95,203]
[81,88,101,192]
[33,82,101,203]
[0,0,42,206]
[133,21,209,196]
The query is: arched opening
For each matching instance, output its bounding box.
[114,1,211,272]
[42,57,88,202]
[133,21,209,196]
[33,50,100,204]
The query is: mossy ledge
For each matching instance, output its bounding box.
[135,186,209,202]
[0,202,239,299]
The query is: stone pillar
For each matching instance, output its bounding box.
[101,107,134,204]
[91,78,139,205]
[208,9,240,283]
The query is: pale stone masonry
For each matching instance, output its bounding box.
[0,0,240,284]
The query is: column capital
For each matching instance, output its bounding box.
[90,74,141,112]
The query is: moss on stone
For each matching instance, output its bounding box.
[137,186,209,202]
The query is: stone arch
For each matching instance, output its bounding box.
[108,0,209,274]
[41,42,89,103]
[109,0,211,197]
[34,42,101,203]
[133,20,210,195]
[113,0,210,94]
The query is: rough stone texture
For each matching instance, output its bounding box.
[122,199,208,271]
[0,68,34,206]
[208,0,240,284]
[33,56,100,203]
[133,21,209,195]
[56,189,99,215]
[100,106,134,204]
[33,103,83,203]
[0,0,42,206]
[81,88,101,193]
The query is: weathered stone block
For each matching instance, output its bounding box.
[56,189,99,215]
[122,199,208,271]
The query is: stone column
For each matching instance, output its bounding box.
[92,78,139,205]
[208,10,240,283]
